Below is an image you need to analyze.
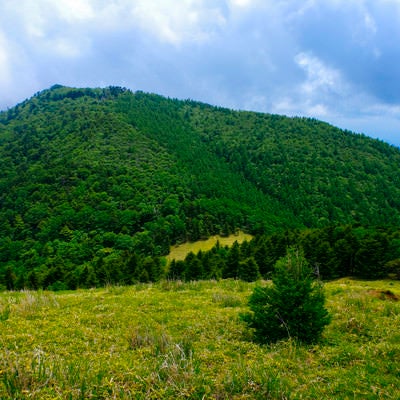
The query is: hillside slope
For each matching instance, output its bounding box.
[0,85,400,288]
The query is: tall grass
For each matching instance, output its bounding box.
[0,278,399,399]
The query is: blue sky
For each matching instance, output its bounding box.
[1,0,400,146]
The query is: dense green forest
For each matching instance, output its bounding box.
[168,225,400,282]
[0,85,399,289]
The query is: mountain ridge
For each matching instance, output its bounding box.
[0,85,399,288]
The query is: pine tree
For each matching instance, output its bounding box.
[224,241,240,278]
[184,252,203,281]
[4,266,16,290]
[238,257,260,282]
[242,247,330,344]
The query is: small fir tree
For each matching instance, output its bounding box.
[224,241,240,278]
[238,257,260,282]
[4,266,16,290]
[243,247,330,344]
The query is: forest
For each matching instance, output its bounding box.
[0,85,400,290]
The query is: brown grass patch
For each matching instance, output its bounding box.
[368,289,399,301]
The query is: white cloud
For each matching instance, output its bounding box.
[306,103,329,117]
[267,53,352,119]
[285,0,316,20]
[350,7,379,52]
[295,52,345,96]
[229,0,251,7]
[270,97,329,119]
[365,102,400,117]
[228,0,263,8]
[130,0,226,45]
[19,0,95,25]
[364,11,377,34]
[51,0,95,23]
[11,1,47,40]
[0,32,11,87]
[51,37,86,58]
[0,27,39,109]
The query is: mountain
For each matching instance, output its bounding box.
[1,85,400,288]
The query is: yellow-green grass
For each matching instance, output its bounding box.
[166,231,253,262]
[0,278,399,399]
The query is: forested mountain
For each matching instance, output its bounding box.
[1,85,400,289]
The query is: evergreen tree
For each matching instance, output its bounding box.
[184,252,204,281]
[242,247,330,344]
[4,266,16,290]
[167,259,185,280]
[224,241,240,278]
[238,257,260,282]
[355,233,389,279]
[27,269,40,290]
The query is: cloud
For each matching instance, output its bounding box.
[0,31,11,84]
[0,0,399,145]
[287,0,400,104]
[295,52,345,96]
[52,0,95,22]
[0,26,39,108]
[228,0,254,7]
[129,0,227,45]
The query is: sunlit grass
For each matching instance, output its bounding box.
[0,278,399,399]
[166,231,253,262]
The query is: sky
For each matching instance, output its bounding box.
[1,0,400,146]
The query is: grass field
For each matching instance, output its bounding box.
[166,231,253,262]
[0,278,399,399]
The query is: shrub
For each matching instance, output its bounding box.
[242,247,330,344]
[0,304,11,321]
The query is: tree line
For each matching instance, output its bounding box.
[1,225,399,290]
[168,225,400,282]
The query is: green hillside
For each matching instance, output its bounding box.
[0,85,400,288]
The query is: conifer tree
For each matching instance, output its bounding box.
[242,247,330,344]
[224,241,240,278]
[238,257,260,282]
[4,266,16,291]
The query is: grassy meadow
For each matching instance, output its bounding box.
[0,278,399,399]
[166,231,253,262]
